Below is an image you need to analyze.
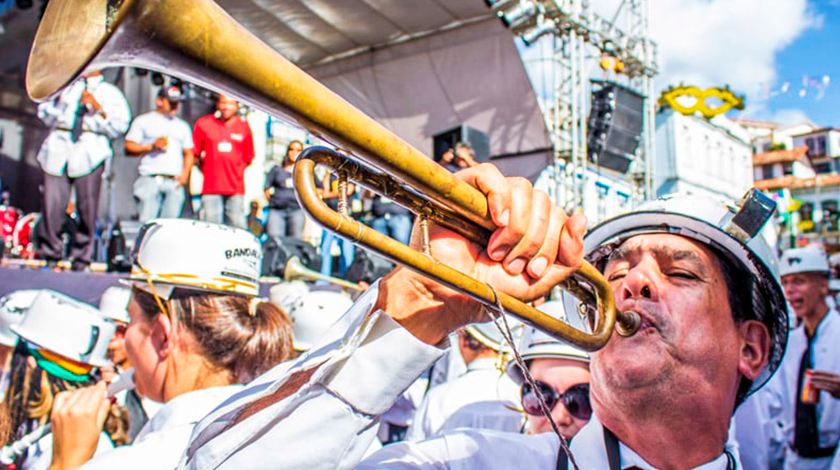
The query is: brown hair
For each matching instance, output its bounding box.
[2,341,130,459]
[131,287,294,383]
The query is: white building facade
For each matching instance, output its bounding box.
[655,109,753,201]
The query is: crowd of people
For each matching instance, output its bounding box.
[0,157,835,469]
[11,66,838,470]
[28,70,485,280]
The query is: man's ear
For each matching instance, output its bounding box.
[152,313,177,359]
[738,320,770,381]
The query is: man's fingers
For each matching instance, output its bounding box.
[453,163,512,229]
[501,189,551,276]
[486,177,533,263]
[527,205,566,278]
[556,214,587,269]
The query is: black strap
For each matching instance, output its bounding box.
[604,428,622,470]
[794,330,821,455]
[556,445,568,470]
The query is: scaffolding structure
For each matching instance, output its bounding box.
[492,0,658,213]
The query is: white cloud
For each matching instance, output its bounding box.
[771,108,814,126]
[649,0,819,95]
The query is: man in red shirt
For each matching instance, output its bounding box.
[193,94,254,228]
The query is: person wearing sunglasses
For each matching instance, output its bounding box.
[178,167,786,470]
[506,309,591,439]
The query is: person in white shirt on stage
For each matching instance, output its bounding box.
[768,246,840,470]
[125,85,194,222]
[176,165,787,470]
[35,69,130,271]
[45,220,294,470]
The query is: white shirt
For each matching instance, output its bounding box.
[362,414,738,470]
[36,75,131,178]
[768,308,840,470]
[21,432,113,470]
[405,357,520,441]
[178,284,741,470]
[80,386,241,470]
[733,386,785,470]
[125,111,193,177]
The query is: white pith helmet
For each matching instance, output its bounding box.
[464,315,524,355]
[567,189,787,398]
[506,301,589,385]
[99,286,131,324]
[11,290,115,367]
[0,289,41,347]
[125,219,262,298]
[779,247,829,277]
[272,286,353,352]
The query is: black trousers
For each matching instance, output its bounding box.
[37,163,104,265]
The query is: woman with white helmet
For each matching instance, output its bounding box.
[1,290,126,470]
[505,302,591,440]
[45,219,294,470]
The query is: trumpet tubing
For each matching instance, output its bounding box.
[27,0,639,351]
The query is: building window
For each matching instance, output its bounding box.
[799,202,815,233]
[814,162,831,173]
[817,136,827,155]
[782,162,794,176]
[806,138,815,155]
[823,200,838,232]
[761,165,774,180]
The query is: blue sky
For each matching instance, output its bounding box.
[757,2,840,127]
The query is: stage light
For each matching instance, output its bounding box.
[151,72,164,86]
[497,1,537,30]
[521,17,555,46]
[135,68,149,76]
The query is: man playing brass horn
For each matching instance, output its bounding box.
[178,165,787,470]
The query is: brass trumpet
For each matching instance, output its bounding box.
[26,0,640,351]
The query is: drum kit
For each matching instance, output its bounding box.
[0,205,40,260]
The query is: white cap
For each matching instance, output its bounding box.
[464,315,524,354]
[571,189,787,397]
[274,287,353,351]
[506,301,589,384]
[125,219,262,298]
[98,286,131,324]
[779,247,829,277]
[0,290,41,347]
[11,290,114,367]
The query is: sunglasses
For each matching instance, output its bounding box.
[520,381,592,421]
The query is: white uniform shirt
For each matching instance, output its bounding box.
[363,414,738,470]
[768,308,840,470]
[36,75,131,178]
[125,112,193,177]
[21,431,113,470]
[405,357,520,441]
[79,386,241,470]
[177,284,740,470]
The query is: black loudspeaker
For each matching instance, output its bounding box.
[432,126,490,162]
[345,249,395,285]
[261,236,321,277]
[587,82,644,173]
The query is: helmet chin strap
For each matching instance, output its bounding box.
[483,284,581,470]
[134,261,171,318]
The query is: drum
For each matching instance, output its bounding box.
[12,213,40,259]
